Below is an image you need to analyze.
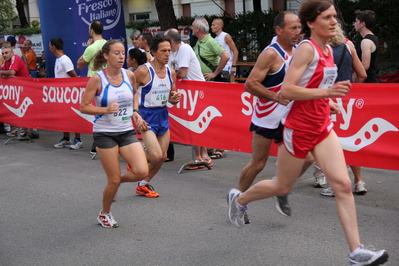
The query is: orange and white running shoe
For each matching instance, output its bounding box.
[136,183,159,198]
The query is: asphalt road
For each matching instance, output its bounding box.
[0,130,397,266]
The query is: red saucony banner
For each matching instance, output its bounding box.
[1,77,398,171]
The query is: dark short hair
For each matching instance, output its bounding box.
[141,32,153,44]
[50,38,64,50]
[355,10,376,30]
[90,20,103,35]
[6,36,16,46]
[150,35,171,52]
[274,11,295,29]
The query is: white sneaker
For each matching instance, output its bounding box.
[320,187,335,197]
[97,211,119,228]
[69,139,83,150]
[349,244,388,265]
[53,138,71,148]
[353,181,367,195]
[313,163,327,188]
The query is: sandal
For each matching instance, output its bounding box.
[186,160,206,170]
[6,129,18,137]
[208,149,226,159]
[202,158,213,167]
[20,130,27,137]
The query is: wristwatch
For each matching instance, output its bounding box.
[133,109,140,115]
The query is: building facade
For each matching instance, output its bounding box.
[123,0,273,23]
[19,1,275,26]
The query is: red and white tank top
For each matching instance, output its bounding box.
[282,39,337,134]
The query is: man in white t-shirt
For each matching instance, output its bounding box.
[50,37,83,150]
[211,18,239,83]
[164,28,213,169]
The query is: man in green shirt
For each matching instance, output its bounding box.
[77,20,107,77]
[192,17,230,81]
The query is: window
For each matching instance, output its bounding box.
[130,13,151,22]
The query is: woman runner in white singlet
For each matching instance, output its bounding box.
[80,40,149,229]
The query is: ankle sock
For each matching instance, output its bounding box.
[139,181,148,186]
[350,246,362,257]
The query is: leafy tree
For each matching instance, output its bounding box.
[154,0,177,31]
[0,0,18,32]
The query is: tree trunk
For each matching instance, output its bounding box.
[253,0,262,12]
[154,0,177,31]
[16,0,29,28]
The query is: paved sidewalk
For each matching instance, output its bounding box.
[0,130,397,266]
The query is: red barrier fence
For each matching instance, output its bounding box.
[1,77,398,171]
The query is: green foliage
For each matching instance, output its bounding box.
[6,27,41,36]
[125,20,160,32]
[0,0,18,32]
[31,20,40,28]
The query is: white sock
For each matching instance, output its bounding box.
[350,246,362,257]
[139,181,148,186]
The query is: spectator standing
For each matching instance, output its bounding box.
[1,46,30,137]
[164,28,213,168]
[77,20,107,155]
[227,1,388,265]
[192,17,230,159]
[192,17,230,82]
[0,41,7,66]
[348,10,380,195]
[22,39,40,138]
[23,39,37,78]
[77,20,107,77]
[129,30,142,50]
[211,18,239,82]
[139,32,153,62]
[354,10,379,83]
[6,36,24,61]
[0,46,29,78]
[50,37,83,150]
[133,35,181,197]
[80,40,148,228]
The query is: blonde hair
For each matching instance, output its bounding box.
[327,23,346,46]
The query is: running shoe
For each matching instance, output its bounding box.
[226,188,247,228]
[313,163,327,188]
[136,183,159,198]
[353,181,368,195]
[320,187,335,197]
[274,195,292,216]
[69,139,83,150]
[226,189,250,224]
[243,211,250,224]
[349,244,388,265]
[97,211,119,228]
[53,138,72,148]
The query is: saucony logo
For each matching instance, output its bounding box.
[169,106,222,134]
[71,107,94,123]
[339,118,398,152]
[3,97,33,118]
